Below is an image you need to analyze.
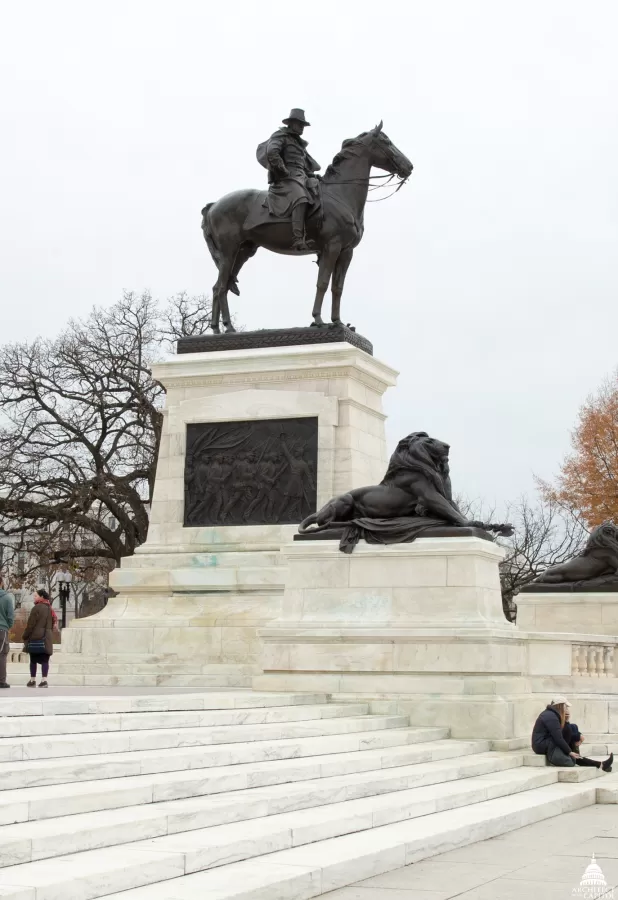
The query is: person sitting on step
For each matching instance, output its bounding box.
[531,696,613,771]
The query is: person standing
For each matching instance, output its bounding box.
[22,589,57,688]
[0,581,15,689]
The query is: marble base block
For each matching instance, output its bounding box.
[256,536,529,738]
[517,590,618,636]
[63,343,397,674]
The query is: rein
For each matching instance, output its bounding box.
[320,172,408,202]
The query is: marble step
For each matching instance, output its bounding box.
[94,782,598,900]
[0,727,459,790]
[54,657,261,675]
[576,734,618,754]
[0,777,593,900]
[0,691,328,718]
[0,730,463,824]
[0,715,410,762]
[2,672,255,687]
[7,654,261,676]
[0,749,518,858]
[596,773,618,803]
[0,702,371,738]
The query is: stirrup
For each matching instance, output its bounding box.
[291,236,313,252]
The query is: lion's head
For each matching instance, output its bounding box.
[383,431,451,492]
[401,432,449,469]
[582,522,618,566]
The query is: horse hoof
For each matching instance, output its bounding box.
[310,321,325,328]
[210,325,221,335]
[229,281,240,297]
[224,324,237,334]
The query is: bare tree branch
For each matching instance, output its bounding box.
[0,290,215,575]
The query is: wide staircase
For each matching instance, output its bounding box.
[8,645,255,687]
[0,690,615,899]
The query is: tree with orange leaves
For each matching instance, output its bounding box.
[541,374,618,527]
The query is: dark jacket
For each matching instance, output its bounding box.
[0,589,14,632]
[257,128,321,183]
[563,721,582,750]
[531,706,572,755]
[23,603,54,656]
[256,128,321,219]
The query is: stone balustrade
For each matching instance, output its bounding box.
[9,644,28,664]
[572,642,615,677]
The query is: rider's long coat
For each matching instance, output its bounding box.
[257,128,321,218]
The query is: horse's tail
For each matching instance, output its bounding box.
[201,202,221,269]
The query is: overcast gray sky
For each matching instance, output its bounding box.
[2,1,617,508]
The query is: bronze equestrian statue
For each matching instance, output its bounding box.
[201,110,413,333]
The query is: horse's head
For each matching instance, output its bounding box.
[363,121,413,180]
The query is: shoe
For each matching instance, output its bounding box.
[0,683,9,689]
[26,680,36,687]
[602,753,614,773]
[38,681,48,688]
[291,237,311,252]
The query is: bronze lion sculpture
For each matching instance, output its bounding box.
[534,522,618,584]
[299,431,512,551]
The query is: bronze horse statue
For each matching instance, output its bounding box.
[201,123,413,333]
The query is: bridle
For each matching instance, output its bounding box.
[320,132,411,202]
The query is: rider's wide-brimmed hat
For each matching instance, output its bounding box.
[283,108,311,126]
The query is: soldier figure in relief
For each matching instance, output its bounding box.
[257,108,321,251]
[277,434,315,520]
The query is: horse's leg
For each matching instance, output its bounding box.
[311,244,340,327]
[331,248,354,325]
[212,250,236,334]
[210,295,221,334]
[228,243,257,296]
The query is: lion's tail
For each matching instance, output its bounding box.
[298,512,320,534]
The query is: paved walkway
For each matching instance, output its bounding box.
[323,803,618,899]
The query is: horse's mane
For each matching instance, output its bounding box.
[323,134,367,179]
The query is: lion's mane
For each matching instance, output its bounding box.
[583,522,618,566]
[380,431,450,498]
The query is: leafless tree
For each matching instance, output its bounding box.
[0,291,213,570]
[455,494,588,622]
[499,497,588,621]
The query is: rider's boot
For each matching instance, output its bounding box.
[291,203,311,251]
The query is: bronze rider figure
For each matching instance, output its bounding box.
[257,108,321,251]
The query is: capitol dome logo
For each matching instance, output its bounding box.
[573,854,614,900]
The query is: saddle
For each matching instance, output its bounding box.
[243,186,323,235]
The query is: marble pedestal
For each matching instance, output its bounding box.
[517,589,618,636]
[62,343,397,680]
[256,535,529,739]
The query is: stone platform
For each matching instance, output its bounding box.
[177,324,373,355]
[256,534,618,742]
[62,341,397,676]
[518,586,618,636]
[256,533,527,739]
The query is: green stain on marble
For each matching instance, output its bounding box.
[191,555,219,567]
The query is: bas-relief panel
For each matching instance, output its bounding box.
[184,417,318,527]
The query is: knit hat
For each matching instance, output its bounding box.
[551,696,571,707]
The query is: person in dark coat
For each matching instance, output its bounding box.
[22,589,57,688]
[531,696,613,771]
[257,109,321,251]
